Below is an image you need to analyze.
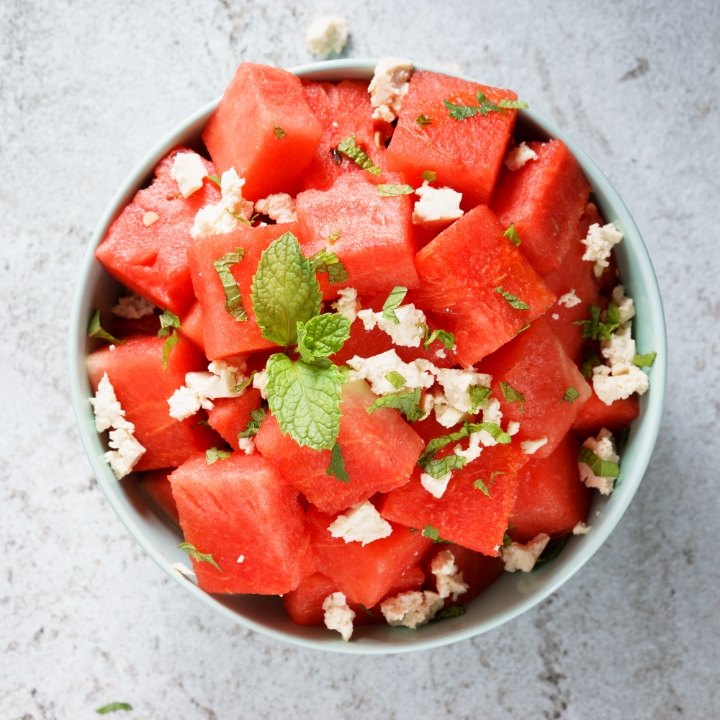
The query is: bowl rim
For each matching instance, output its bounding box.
[69,58,667,654]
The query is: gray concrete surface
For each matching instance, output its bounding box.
[1,0,719,717]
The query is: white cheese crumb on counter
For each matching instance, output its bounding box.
[106,428,146,479]
[305,17,349,56]
[253,368,269,400]
[573,522,592,535]
[431,550,468,601]
[612,284,636,324]
[328,501,393,546]
[171,562,196,577]
[412,181,464,227]
[420,471,452,499]
[504,142,538,171]
[168,361,247,421]
[357,304,427,347]
[331,287,361,324]
[521,437,548,455]
[254,193,297,223]
[112,293,155,319]
[238,437,255,455]
[171,152,207,198]
[557,289,581,308]
[501,533,550,572]
[579,428,619,495]
[191,168,254,239]
[380,590,444,629]
[369,57,414,121]
[347,350,434,395]
[507,421,520,436]
[90,373,133,433]
[323,592,355,641]
[237,555,245,564]
[592,363,649,405]
[581,223,623,278]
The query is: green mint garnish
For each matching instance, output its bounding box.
[326,441,349,483]
[581,347,601,379]
[503,532,513,548]
[498,99,529,109]
[424,327,455,352]
[573,304,620,342]
[337,135,382,175]
[578,446,620,478]
[377,183,414,197]
[489,470,506,483]
[421,170,437,182]
[88,309,122,345]
[420,454,467,479]
[194,419,211,428]
[500,382,525,412]
[471,422,511,444]
[309,249,349,284]
[357,603,375,617]
[385,370,406,389]
[177,541,222,572]
[561,387,580,404]
[419,425,472,467]
[296,313,351,363]
[231,370,256,395]
[238,407,266,439]
[157,309,182,370]
[161,331,180,371]
[474,478,490,496]
[516,323,531,335]
[416,115,432,126]
[422,525,451,543]
[96,703,133,715]
[382,286,408,324]
[207,174,221,187]
[443,90,510,121]
[206,447,231,464]
[212,247,247,322]
[225,208,257,226]
[469,385,492,413]
[504,223,521,246]
[327,230,340,244]
[433,606,466,621]
[274,125,287,139]
[367,388,425,422]
[535,536,569,565]
[495,286,530,310]
[633,351,657,367]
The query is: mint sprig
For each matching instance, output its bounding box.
[421,170,437,183]
[326,441,349,483]
[296,313,351,363]
[474,478,490,496]
[337,135,382,175]
[416,115,432,126]
[212,247,247,322]
[581,347,601,379]
[469,386,492,413]
[574,303,620,342]
[274,125,287,139]
[385,370,406,389]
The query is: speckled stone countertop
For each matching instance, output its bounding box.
[1,1,719,717]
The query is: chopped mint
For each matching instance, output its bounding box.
[578,446,620,478]
[516,324,531,335]
[337,135,382,175]
[498,98,529,109]
[581,347,601,379]
[231,370,256,395]
[326,441,349,483]
[251,232,322,347]
[274,125,287,139]
[422,525,451,543]
[419,453,466,479]
[212,248,247,322]
[421,170,437,183]
[357,603,375,617]
[88,309,122,345]
[433,605,466,620]
[500,382,525,412]
[419,426,471,467]
[385,370,406,389]
[206,447,231,464]
[535,536,569,565]
[367,388,425,422]
[382,286,408,324]
[443,90,507,121]
[265,353,343,450]
[495,286,530,310]
[158,308,181,337]
[574,304,620,342]
[309,249,349,284]
[469,385,492,413]
[416,114,432,126]
[574,305,601,340]
[161,331,180,371]
[561,386,580,404]
[194,419,211,428]
[296,313,351,363]
[238,407,266,439]
[474,478,490,496]
[96,703,133,715]
[225,208,257,226]
[177,541,222,572]
[423,327,455,352]
[633,351,657,367]
[489,470,506,484]
[503,532,513,548]
[327,230,340,244]
[468,422,511,444]
[207,174,221,187]
[504,223,521,246]
[378,183,414,197]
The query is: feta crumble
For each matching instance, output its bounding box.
[581,223,623,278]
[253,369,269,400]
[305,17,349,56]
[504,142,538,171]
[328,501,393,546]
[601,322,636,366]
[521,437,548,455]
[431,550,468,601]
[579,428,619,495]
[552,313,560,320]
[611,284,636,324]
[426,366,493,414]
[357,304,427,347]
[507,421,520,436]
[557,289,581,308]
[573,522,592,535]
[347,350,434,395]
[106,427,146,480]
[420,471,453,499]
[171,562,196,577]
[90,373,133,432]
[171,152,207,198]
[412,181,464,227]
[237,555,245,564]
[331,287,360,324]
[368,57,414,121]
[454,431,482,463]
[112,293,155,320]
[142,211,159,227]
[323,592,355,641]
[168,361,247,420]
[592,363,649,405]
[191,168,254,239]
[501,533,550,572]
[477,397,504,447]
[238,437,255,455]
[254,193,297,224]
[380,590,444,629]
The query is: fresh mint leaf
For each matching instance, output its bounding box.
[207,174,221,187]
[422,525,451,543]
[326,441,349,483]
[495,286,530,310]
[296,313,351,363]
[561,386,580,404]
[633,351,657,367]
[423,327,455,352]
[443,99,480,121]
[96,703,133,714]
[498,99,529,109]
[367,388,425,422]
[337,135,382,175]
[274,125,286,139]
[88,309,122,345]
[385,370,406,389]
[574,305,601,340]
[503,532,513,548]
[416,115,432,126]
[194,419,211,428]
[421,170,437,183]
[177,541,222,572]
[469,386,492,413]
[237,407,266,439]
[489,470,506,484]
[433,605,465,620]
[535,535,569,565]
[158,308,181,337]
[225,208,257,226]
[231,370,256,395]
[468,422,511,444]
[265,353,342,450]
[504,223,521,246]
[500,382,525,412]
[212,248,247,322]
[474,478,490,496]
[516,323,531,335]
[357,603,375,617]
[251,232,322,347]
[378,184,414,197]
[327,230,340,244]
[418,426,470,467]
[419,453,466,479]
[581,347,601,379]
[309,249,349,284]
[598,302,621,341]
[382,286,408,324]
[578,446,620,478]
[206,447,231,464]
[161,330,180,371]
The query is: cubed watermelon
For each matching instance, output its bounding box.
[179,300,205,353]
[111,310,161,339]
[139,469,180,525]
[206,389,263,452]
[571,387,640,437]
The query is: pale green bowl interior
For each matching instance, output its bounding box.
[69,59,667,654]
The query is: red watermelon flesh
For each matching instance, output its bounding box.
[202,63,322,201]
[139,469,180,525]
[478,316,591,459]
[491,139,592,277]
[510,434,592,543]
[254,380,424,514]
[206,389,263,452]
[386,71,518,207]
[301,79,389,192]
[296,172,419,300]
[306,504,433,607]
[543,203,603,364]
[379,442,528,556]
[169,452,315,594]
[179,300,205,353]
[571,387,640,438]
[187,222,297,359]
[414,204,556,367]
[86,335,220,471]
[96,147,220,316]
[111,310,161,339]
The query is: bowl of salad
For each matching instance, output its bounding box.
[69,58,666,653]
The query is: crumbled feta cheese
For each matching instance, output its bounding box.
[501,533,550,572]
[237,555,245,563]
[191,168,254,239]
[171,152,207,198]
[592,363,649,405]
[454,431,482,463]
[328,501,393,546]
[368,57,413,121]
[431,550,468,601]
[253,369,269,400]
[238,437,255,455]
[90,373,133,432]
[507,420,520,436]
[521,438,548,455]
[435,348,446,359]
[557,289,581,308]
[504,142,538,171]
[112,293,155,319]
[433,400,466,428]
[573,522,592,535]
[323,592,355,641]
[168,362,247,420]
[412,181,464,227]
[601,322,636,366]
[426,366,492,414]
[305,17,349,56]
[106,427,146,479]
[552,313,560,320]
[581,223,623,277]
[109,345,116,351]
[254,193,297,224]
[142,211,159,227]
[331,287,360,324]
[420,471,453,499]
[171,562,196,577]
[380,590,444,629]
[357,304,427,347]
[611,284,636,324]
[579,428,619,495]
[347,350,434,395]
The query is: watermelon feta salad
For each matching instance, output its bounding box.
[87,59,656,641]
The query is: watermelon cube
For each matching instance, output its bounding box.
[139,469,180,525]
[96,147,220,316]
[202,63,322,201]
[254,380,424,514]
[169,452,315,595]
[179,300,205,353]
[491,139,591,277]
[571,387,640,438]
[414,204,556,367]
[206,389,263,452]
